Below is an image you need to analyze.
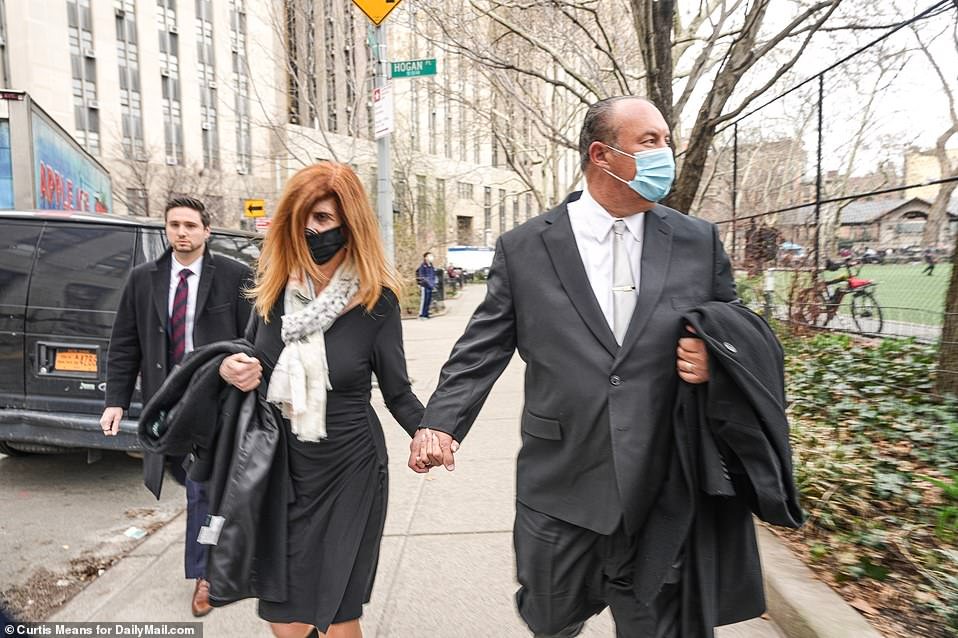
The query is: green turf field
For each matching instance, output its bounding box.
[771,263,951,326]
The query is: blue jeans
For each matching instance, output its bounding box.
[419,286,433,317]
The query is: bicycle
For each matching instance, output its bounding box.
[794,257,883,334]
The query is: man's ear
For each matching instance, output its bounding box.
[589,141,612,170]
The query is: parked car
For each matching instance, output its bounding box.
[0,210,259,456]
[861,248,884,264]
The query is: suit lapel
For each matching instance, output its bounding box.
[194,250,215,325]
[614,206,673,364]
[151,251,172,331]
[541,201,618,358]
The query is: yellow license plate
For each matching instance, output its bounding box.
[54,350,98,373]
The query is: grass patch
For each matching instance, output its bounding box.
[762,264,952,327]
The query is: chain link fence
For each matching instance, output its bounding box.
[690,1,958,343]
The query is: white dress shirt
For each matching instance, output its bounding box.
[567,187,644,333]
[169,254,204,355]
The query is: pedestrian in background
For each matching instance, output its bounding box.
[922,248,936,276]
[218,162,424,638]
[99,197,252,617]
[416,251,437,319]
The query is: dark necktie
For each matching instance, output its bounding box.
[169,268,193,366]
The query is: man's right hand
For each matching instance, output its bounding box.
[100,407,124,437]
[219,352,263,392]
[408,428,458,474]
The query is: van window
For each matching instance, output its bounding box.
[31,225,136,312]
[137,227,167,264]
[0,221,42,307]
[208,233,260,266]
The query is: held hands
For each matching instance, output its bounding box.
[408,428,459,474]
[677,325,709,384]
[219,352,263,392]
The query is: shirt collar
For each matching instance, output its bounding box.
[578,187,645,243]
[172,254,203,277]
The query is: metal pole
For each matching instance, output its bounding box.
[814,74,824,271]
[374,24,394,265]
[731,122,738,262]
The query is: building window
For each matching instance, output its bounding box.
[457,181,473,201]
[285,0,300,124]
[157,0,182,164]
[435,178,446,216]
[525,193,532,220]
[196,0,219,170]
[126,187,148,215]
[323,0,337,132]
[116,0,143,159]
[416,174,427,213]
[230,0,252,174]
[344,6,358,135]
[513,196,520,227]
[498,188,506,232]
[67,0,99,155]
[428,83,437,155]
[483,187,491,232]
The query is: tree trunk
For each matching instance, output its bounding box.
[936,231,958,396]
[633,0,676,133]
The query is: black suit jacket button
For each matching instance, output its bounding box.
[610,375,621,386]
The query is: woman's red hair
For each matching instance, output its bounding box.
[249,162,400,319]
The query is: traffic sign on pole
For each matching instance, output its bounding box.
[390,58,437,78]
[243,199,265,218]
[372,84,394,139]
[351,0,403,26]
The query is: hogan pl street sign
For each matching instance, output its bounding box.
[351,0,403,25]
[390,58,437,78]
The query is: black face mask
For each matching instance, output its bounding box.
[304,226,346,265]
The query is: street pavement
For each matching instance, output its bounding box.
[0,449,184,619]
[51,283,783,637]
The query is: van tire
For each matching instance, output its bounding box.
[0,441,68,456]
[0,441,29,456]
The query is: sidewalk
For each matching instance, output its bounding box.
[53,284,783,637]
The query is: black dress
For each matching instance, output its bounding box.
[253,288,423,631]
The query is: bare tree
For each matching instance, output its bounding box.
[913,21,958,395]
[417,0,855,212]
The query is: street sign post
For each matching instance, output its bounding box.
[243,199,265,218]
[351,0,402,26]
[390,58,437,78]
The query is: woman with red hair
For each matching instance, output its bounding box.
[219,162,423,638]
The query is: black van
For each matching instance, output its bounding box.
[0,210,259,456]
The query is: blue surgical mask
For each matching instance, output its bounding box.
[602,144,675,203]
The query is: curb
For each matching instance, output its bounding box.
[757,526,882,638]
[49,510,186,623]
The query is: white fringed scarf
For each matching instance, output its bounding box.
[266,264,360,442]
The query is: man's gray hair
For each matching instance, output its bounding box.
[578,96,647,171]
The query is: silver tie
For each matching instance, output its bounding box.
[612,219,636,345]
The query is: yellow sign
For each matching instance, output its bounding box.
[244,199,265,218]
[351,0,403,25]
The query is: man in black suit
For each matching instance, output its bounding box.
[410,97,755,637]
[100,197,251,617]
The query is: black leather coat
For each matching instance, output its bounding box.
[138,338,289,606]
